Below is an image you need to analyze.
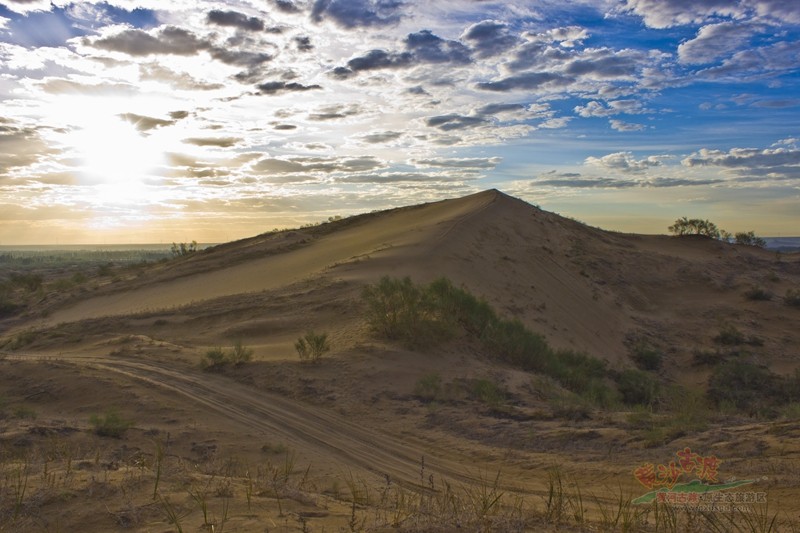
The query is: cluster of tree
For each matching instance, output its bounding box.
[668,217,766,247]
[170,240,198,257]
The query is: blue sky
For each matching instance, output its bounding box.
[0,0,797,244]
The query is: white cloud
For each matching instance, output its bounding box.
[622,0,747,29]
[585,151,666,172]
[678,22,757,65]
[609,119,646,131]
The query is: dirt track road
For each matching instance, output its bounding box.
[4,352,539,495]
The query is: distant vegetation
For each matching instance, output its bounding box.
[668,217,766,247]
[170,240,198,257]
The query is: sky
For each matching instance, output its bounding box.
[0,0,798,244]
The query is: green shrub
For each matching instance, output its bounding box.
[744,286,772,301]
[468,378,507,408]
[707,361,779,415]
[294,331,330,363]
[201,342,254,370]
[362,276,611,401]
[785,288,800,308]
[734,231,766,248]
[616,369,660,407]
[229,340,253,365]
[414,373,442,402]
[202,347,227,370]
[90,409,133,438]
[630,342,663,371]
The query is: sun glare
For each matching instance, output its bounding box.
[69,109,165,201]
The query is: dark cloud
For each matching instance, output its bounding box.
[274,0,301,13]
[209,48,273,68]
[252,155,385,173]
[461,20,519,58]
[565,55,637,79]
[87,26,273,69]
[360,131,403,143]
[0,120,56,173]
[414,157,501,169]
[476,103,526,115]
[184,137,242,148]
[273,123,297,130]
[169,111,190,120]
[407,85,430,95]
[476,72,571,92]
[88,26,205,56]
[118,113,175,132]
[404,30,471,64]
[207,10,265,32]
[311,0,404,28]
[257,81,322,95]
[294,36,313,51]
[139,64,225,91]
[425,114,488,131]
[334,29,471,78]
[308,104,361,121]
[347,49,413,72]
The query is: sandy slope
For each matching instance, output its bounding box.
[33,189,800,368]
[42,190,495,326]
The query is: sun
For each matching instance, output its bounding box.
[70,110,165,199]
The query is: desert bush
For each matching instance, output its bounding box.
[362,276,456,348]
[202,347,227,370]
[744,286,772,301]
[414,373,443,402]
[229,340,253,365]
[90,409,133,438]
[785,288,800,308]
[668,217,720,239]
[202,342,254,370]
[630,342,663,371]
[714,324,763,347]
[707,361,779,416]
[9,272,43,292]
[734,231,767,248]
[616,369,660,407]
[363,276,614,400]
[294,331,330,363]
[468,378,507,408]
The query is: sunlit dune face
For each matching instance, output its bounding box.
[72,113,164,195]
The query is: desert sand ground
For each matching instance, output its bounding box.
[1,190,799,531]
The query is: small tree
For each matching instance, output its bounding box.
[295,331,330,363]
[734,231,766,248]
[90,409,133,438]
[668,217,720,239]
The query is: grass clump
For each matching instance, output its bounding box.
[201,341,253,371]
[294,331,330,363]
[90,409,133,438]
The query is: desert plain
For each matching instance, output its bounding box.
[1,189,799,532]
